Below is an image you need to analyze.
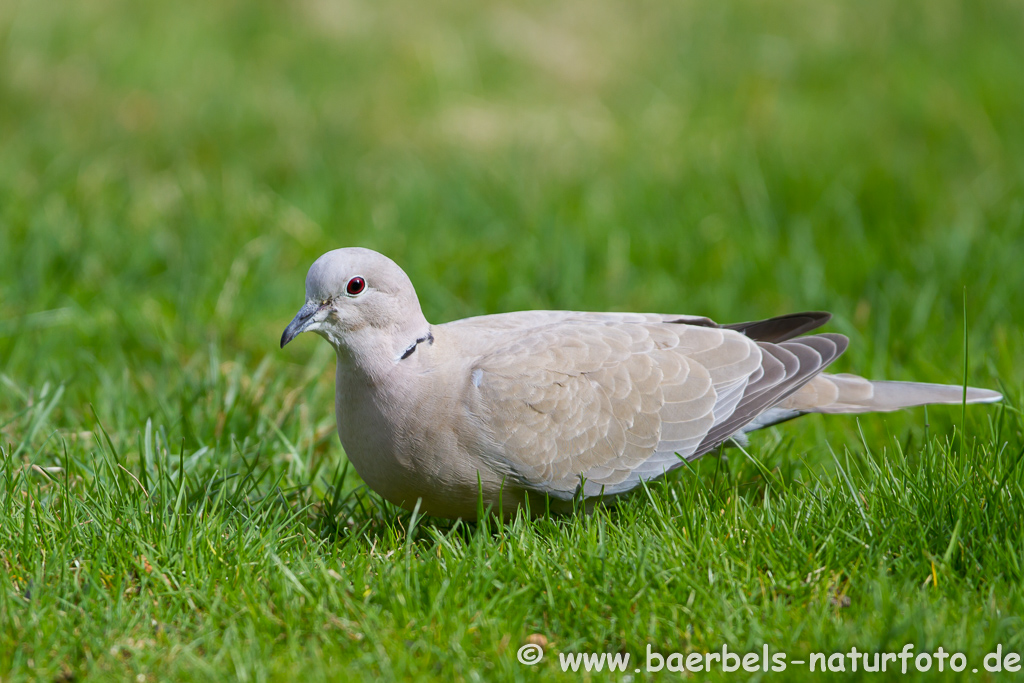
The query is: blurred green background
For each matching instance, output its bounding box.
[2,0,1024,679]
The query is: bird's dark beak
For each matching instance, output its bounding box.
[280,301,320,348]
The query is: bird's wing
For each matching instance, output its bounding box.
[446,309,832,352]
[723,311,832,342]
[444,310,717,356]
[465,319,847,499]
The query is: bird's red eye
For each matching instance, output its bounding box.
[346,277,366,295]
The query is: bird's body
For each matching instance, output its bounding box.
[281,248,1002,520]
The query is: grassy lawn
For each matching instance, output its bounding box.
[2,0,1024,679]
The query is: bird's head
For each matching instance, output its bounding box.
[280,248,428,354]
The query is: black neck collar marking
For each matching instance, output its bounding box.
[400,330,434,360]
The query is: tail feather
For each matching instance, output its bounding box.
[782,372,1002,415]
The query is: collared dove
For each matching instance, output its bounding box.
[281,248,1002,520]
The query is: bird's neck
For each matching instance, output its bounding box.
[332,319,434,386]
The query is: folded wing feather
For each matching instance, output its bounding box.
[468,320,847,499]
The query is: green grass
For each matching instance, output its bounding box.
[2,0,1024,680]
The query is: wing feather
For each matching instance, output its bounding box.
[693,333,849,454]
[723,311,832,342]
[465,317,847,499]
